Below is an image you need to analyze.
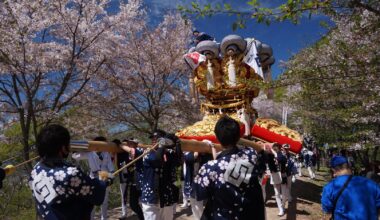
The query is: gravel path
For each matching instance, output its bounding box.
[97,170,328,220]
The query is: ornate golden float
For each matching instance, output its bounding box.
[180,35,302,153]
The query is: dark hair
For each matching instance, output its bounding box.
[193,30,199,34]
[150,129,166,139]
[214,116,240,146]
[36,124,70,158]
[112,139,121,146]
[272,143,281,151]
[94,136,107,141]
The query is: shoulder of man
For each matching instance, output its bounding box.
[353,175,380,189]
[135,147,144,154]
[196,159,218,177]
[236,146,258,157]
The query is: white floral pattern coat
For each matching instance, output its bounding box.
[29,159,107,220]
[193,146,266,220]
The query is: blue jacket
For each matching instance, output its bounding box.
[322,175,380,220]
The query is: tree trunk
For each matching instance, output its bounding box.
[19,110,32,170]
[21,131,32,169]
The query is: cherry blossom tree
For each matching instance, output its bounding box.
[83,13,198,135]
[280,7,380,146]
[0,0,144,161]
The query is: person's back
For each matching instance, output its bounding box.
[30,159,107,220]
[193,116,266,220]
[322,175,380,220]
[29,124,108,220]
[194,146,265,219]
[321,156,380,220]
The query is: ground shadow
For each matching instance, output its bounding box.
[175,206,193,218]
[264,176,323,220]
[265,178,323,204]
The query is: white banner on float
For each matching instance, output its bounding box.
[243,39,264,79]
[183,52,206,70]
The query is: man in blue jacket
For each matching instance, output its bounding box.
[29,124,111,220]
[140,130,182,220]
[321,155,380,220]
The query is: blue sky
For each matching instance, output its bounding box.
[143,0,332,79]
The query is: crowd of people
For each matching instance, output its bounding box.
[0,116,379,220]
[0,29,379,220]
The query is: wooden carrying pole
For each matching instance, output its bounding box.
[112,143,159,176]
[70,138,265,154]
[3,139,266,177]
[13,156,40,168]
[72,138,264,177]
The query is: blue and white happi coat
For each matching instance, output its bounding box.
[140,148,181,207]
[193,146,266,220]
[29,159,107,220]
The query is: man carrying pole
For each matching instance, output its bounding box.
[72,136,115,220]
[192,116,268,220]
[117,138,144,220]
[29,124,112,220]
[138,130,182,220]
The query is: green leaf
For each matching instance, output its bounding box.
[204,3,211,11]
[191,2,199,10]
[177,5,184,11]
[257,14,264,23]
[247,0,259,7]
[215,3,222,11]
[224,3,232,11]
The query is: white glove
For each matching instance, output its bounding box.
[202,139,215,149]
[292,175,296,183]
[157,138,174,148]
[202,139,213,145]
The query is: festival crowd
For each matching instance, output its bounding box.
[0,115,379,220]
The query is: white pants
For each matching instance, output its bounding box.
[91,187,109,220]
[298,162,303,176]
[182,184,189,205]
[182,163,189,204]
[190,198,204,220]
[142,203,175,220]
[120,182,127,216]
[308,166,315,179]
[273,183,288,213]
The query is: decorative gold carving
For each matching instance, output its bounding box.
[255,118,302,141]
[176,113,242,137]
[193,53,262,114]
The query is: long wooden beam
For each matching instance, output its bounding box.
[70,138,264,154]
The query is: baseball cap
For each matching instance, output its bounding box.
[331,156,348,168]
